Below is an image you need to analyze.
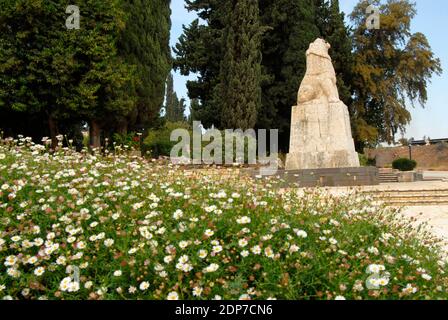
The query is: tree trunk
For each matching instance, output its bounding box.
[118,119,128,135]
[89,120,102,150]
[48,114,58,150]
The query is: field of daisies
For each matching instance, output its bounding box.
[1,137,448,300]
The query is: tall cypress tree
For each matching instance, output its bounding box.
[174,0,227,128]
[314,0,331,35]
[175,0,346,149]
[215,0,263,130]
[188,98,200,124]
[176,98,187,122]
[165,73,176,121]
[119,0,172,132]
[164,73,186,122]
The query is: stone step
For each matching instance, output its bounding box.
[371,194,448,199]
[366,189,448,195]
[378,169,399,173]
[378,200,448,206]
[379,179,399,183]
[368,195,448,200]
[378,172,399,183]
[365,188,448,206]
[372,199,448,203]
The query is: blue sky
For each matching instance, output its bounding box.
[170,0,447,140]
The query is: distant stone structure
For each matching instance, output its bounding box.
[366,144,448,171]
[286,38,360,170]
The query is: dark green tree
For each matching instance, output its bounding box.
[214,0,263,130]
[314,0,331,36]
[0,0,136,148]
[176,98,187,122]
[317,0,354,106]
[173,0,228,128]
[164,73,176,121]
[118,0,172,133]
[175,0,320,143]
[164,73,186,122]
[258,0,320,149]
[188,98,200,124]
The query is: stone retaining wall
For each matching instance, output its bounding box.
[243,167,379,187]
[365,144,448,170]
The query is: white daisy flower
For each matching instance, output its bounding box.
[167,292,179,300]
[139,281,150,291]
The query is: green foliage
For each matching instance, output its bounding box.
[200,129,259,164]
[221,130,258,163]
[317,0,354,107]
[112,132,141,151]
[358,153,368,166]
[175,0,441,153]
[143,121,191,158]
[188,99,200,125]
[258,0,319,149]
[118,0,172,131]
[0,0,171,144]
[0,0,136,143]
[165,73,176,121]
[176,98,187,123]
[399,138,410,146]
[174,1,229,128]
[175,0,265,130]
[143,121,258,163]
[164,73,186,122]
[358,153,376,167]
[175,0,351,149]
[392,158,417,171]
[215,0,263,130]
[350,0,442,146]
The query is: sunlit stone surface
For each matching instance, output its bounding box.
[286,38,360,170]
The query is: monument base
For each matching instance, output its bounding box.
[246,167,379,188]
[285,150,359,171]
[284,167,379,187]
[285,101,360,170]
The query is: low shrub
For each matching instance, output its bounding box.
[143,123,259,164]
[358,153,376,167]
[392,158,417,171]
[142,121,191,158]
[111,132,141,151]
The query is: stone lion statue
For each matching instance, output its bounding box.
[297,38,340,104]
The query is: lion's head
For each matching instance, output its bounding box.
[306,38,331,59]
